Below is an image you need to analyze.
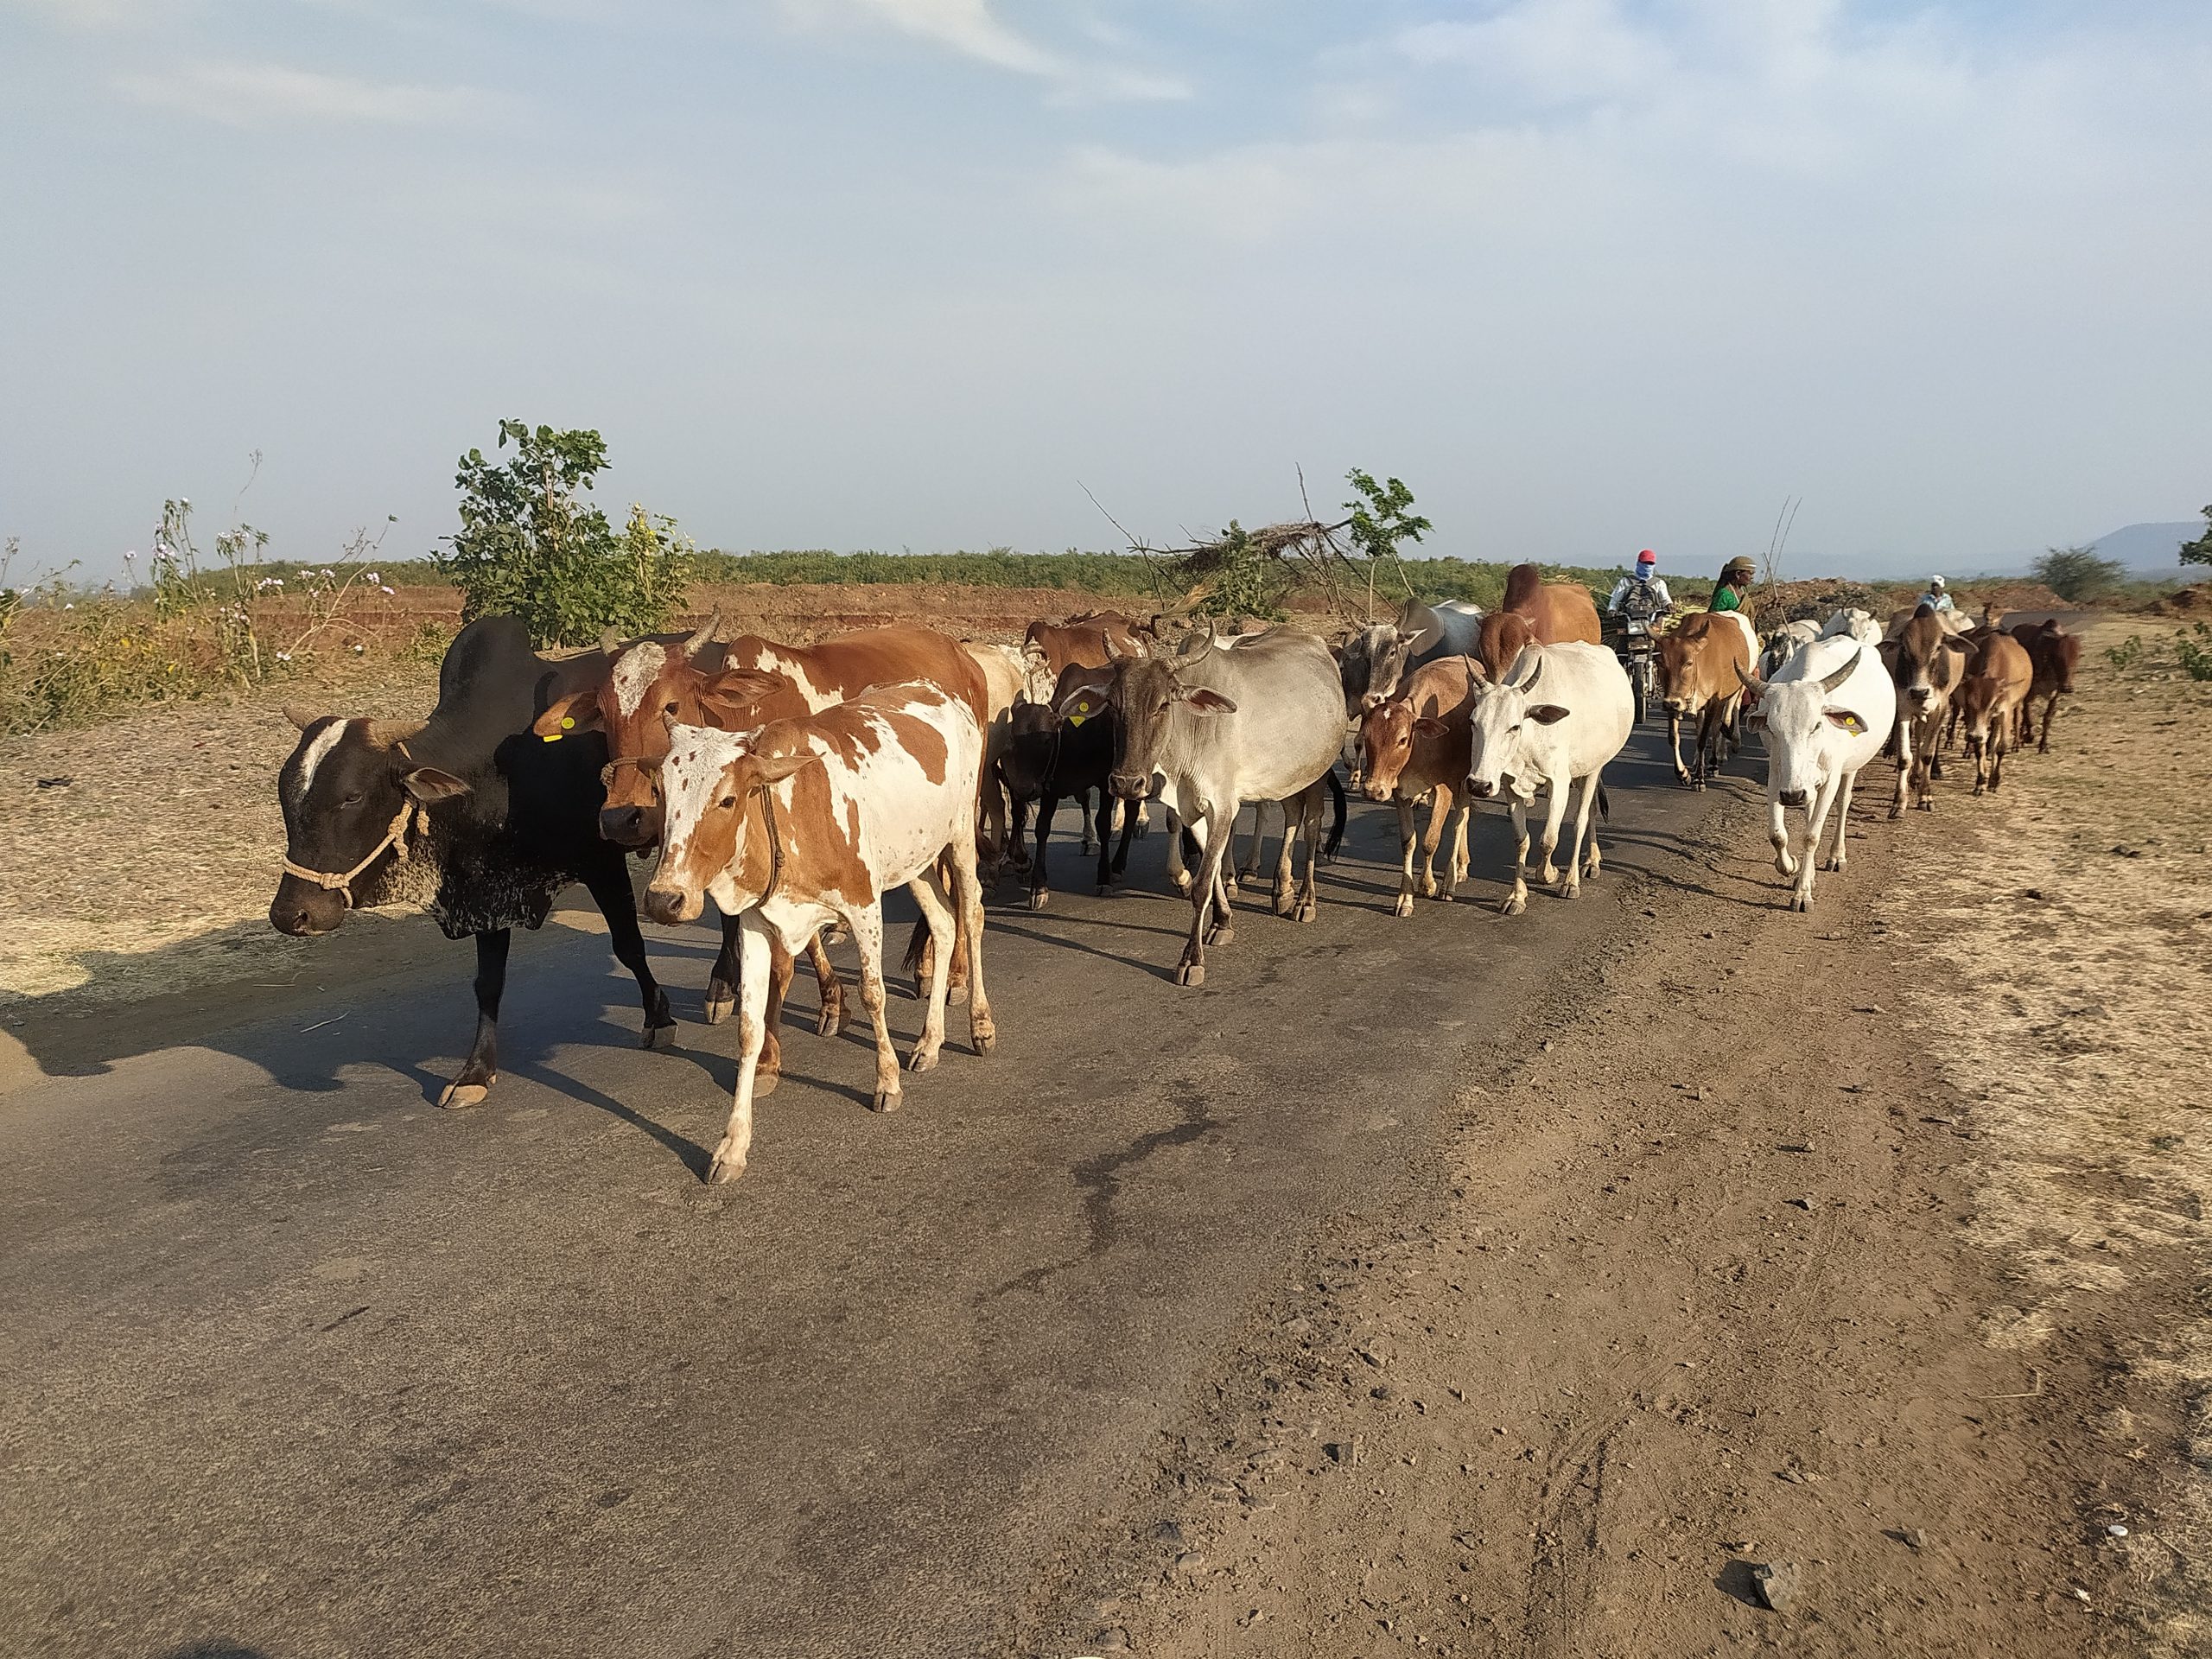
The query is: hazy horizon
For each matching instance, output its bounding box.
[4,1,2209,586]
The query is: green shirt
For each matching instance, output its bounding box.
[1711,585,1745,613]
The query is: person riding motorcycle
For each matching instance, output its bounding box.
[1605,549,1672,621]
[1710,556,1756,613]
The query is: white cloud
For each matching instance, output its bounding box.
[112,60,497,127]
[1394,0,1671,109]
[779,0,1188,100]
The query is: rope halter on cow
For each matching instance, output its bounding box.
[280,801,428,906]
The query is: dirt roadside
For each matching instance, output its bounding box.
[1027,618,2209,1659]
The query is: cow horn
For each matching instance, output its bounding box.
[1510,649,1542,692]
[283,702,328,732]
[599,625,622,655]
[1818,648,1860,694]
[683,609,721,657]
[362,717,426,749]
[1184,629,1217,666]
[1733,663,1769,698]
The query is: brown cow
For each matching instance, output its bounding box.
[1656,613,1752,789]
[1473,563,1603,679]
[1885,607,1975,815]
[533,620,988,1080]
[1956,632,2033,795]
[2006,619,2081,752]
[1020,610,1152,680]
[1355,656,1479,916]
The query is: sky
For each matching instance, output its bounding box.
[2,0,2209,582]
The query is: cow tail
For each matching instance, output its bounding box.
[1324,769,1349,858]
[1596,782,1611,822]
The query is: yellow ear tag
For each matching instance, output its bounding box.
[562,716,575,728]
[1066,702,1091,727]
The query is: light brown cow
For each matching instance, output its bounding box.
[1472,563,1605,679]
[960,640,1036,874]
[1885,607,1975,815]
[647,683,993,1183]
[1956,631,2034,795]
[1656,613,1752,789]
[1020,610,1153,680]
[1355,655,1479,916]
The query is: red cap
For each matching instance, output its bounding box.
[1637,549,1656,565]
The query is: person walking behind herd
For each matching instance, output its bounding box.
[1709,556,1756,613]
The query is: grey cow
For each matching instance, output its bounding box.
[1338,598,1485,715]
[1090,630,1347,988]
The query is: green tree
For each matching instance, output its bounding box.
[2032,544,2125,602]
[2181,504,2212,568]
[437,421,690,646]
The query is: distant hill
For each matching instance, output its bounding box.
[2085,521,2202,573]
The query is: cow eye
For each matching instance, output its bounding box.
[718,795,736,810]
[340,790,363,805]
[664,701,679,715]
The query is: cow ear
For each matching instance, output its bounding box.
[532,689,601,739]
[1823,709,1867,734]
[1413,716,1449,737]
[1527,703,1572,725]
[698,668,787,723]
[403,766,471,804]
[751,750,822,785]
[1181,688,1238,715]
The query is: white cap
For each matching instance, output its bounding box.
[1930,574,1947,588]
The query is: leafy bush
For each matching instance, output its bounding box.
[436,421,690,647]
[2106,635,2145,671]
[2177,622,2212,682]
[2033,545,2126,602]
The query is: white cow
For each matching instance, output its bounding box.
[1821,607,1883,645]
[1738,638,1896,912]
[1464,642,1633,915]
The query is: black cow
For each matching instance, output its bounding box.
[997,664,1136,911]
[268,615,676,1106]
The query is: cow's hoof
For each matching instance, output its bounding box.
[1789,891,1813,913]
[1821,856,1845,873]
[906,1046,940,1075]
[1393,894,1414,918]
[704,1153,746,1185]
[1175,960,1205,988]
[972,1023,997,1056]
[1172,874,1193,896]
[1206,922,1235,947]
[753,1063,782,1098]
[870,1088,902,1113]
[643,1020,677,1051]
[949,979,970,1007]
[1499,893,1527,917]
[1027,887,1050,912]
[817,1000,845,1037]
[1294,899,1318,923]
[703,990,735,1027]
[1557,880,1579,900]
[439,1078,493,1109]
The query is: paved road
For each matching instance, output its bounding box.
[1,731,1745,1659]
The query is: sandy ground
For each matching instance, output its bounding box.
[1021,615,2210,1658]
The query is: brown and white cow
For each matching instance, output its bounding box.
[1885,607,1975,815]
[1956,631,2034,795]
[2006,619,2081,753]
[531,620,988,1072]
[1656,612,1752,788]
[1471,563,1605,680]
[1355,655,1480,916]
[646,683,994,1183]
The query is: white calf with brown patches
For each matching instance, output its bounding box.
[646,683,994,1183]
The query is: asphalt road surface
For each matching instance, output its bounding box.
[2,729,1746,1659]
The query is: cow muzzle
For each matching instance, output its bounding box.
[1467,778,1497,799]
[644,886,702,925]
[600,803,659,849]
[268,877,346,938]
[1778,788,1808,809]
[1107,771,1149,800]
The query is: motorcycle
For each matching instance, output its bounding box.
[1614,613,1662,724]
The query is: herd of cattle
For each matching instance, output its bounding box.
[267,564,2081,1182]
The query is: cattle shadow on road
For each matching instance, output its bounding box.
[150,1643,278,1659]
